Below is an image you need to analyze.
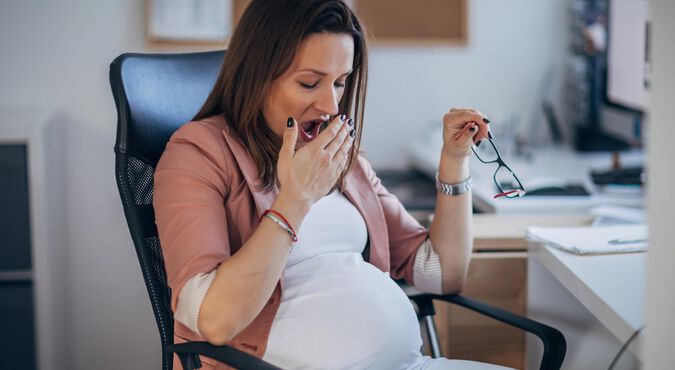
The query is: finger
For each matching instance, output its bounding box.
[445,110,485,126]
[325,119,352,157]
[468,123,479,142]
[332,127,354,162]
[279,117,298,161]
[453,121,475,141]
[311,115,346,149]
[474,122,490,143]
[332,135,353,175]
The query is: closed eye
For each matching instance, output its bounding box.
[300,81,318,89]
[299,81,347,90]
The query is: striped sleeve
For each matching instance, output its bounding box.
[174,270,217,336]
[412,238,443,294]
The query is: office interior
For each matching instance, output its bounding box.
[0,0,673,369]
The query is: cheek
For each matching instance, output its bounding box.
[262,88,289,135]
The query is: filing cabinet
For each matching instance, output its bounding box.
[1,110,67,370]
[0,144,36,369]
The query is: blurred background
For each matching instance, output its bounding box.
[0,0,672,369]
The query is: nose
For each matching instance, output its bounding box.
[313,85,340,117]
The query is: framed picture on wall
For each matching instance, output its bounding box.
[147,0,233,43]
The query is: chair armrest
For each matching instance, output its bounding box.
[167,342,282,370]
[405,287,566,370]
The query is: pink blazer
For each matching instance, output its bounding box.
[153,115,428,369]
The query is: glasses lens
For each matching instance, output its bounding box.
[473,140,499,162]
[495,166,524,198]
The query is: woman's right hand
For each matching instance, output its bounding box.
[276,115,354,208]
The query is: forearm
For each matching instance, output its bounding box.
[198,193,309,345]
[428,154,473,294]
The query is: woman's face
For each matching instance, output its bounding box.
[263,32,354,149]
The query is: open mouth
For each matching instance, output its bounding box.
[299,119,327,142]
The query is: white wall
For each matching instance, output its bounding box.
[645,0,675,368]
[0,1,568,369]
[0,1,158,369]
[363,0,569,168]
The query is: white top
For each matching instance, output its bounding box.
[262,191,423,369]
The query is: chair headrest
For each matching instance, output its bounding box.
[110,50,226,166]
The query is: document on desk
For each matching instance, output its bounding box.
[526,224,648,255]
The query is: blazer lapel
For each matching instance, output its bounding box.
[220,123,277,216]
[343,162,390,272]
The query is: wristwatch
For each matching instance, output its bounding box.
[435,173,472,196]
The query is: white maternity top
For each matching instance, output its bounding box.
[261,190,423,369]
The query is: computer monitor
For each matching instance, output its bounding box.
[606,0,650,112]
[577,0,650,151]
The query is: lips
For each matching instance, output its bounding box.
[299,119,326,142]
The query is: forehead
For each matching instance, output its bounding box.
[290,33,354,75]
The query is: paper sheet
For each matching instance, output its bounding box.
[526,224,648,255]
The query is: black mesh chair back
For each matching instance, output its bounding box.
[110,50,225,370]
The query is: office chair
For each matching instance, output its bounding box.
[110,50,566,370]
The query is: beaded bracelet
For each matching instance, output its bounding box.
[260,209,298,242]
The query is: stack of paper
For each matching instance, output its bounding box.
[526,224,648,255]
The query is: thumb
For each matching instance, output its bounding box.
[280,117,298,160]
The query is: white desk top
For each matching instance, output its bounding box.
[531,242,645,344]
[410,143,645,213]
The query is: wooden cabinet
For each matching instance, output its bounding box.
[429,252,527,369]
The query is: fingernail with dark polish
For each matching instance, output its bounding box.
[476,140,482,147]
[349,129,356,138]
[340,114,346,121]
[348,118,354,127]
[488,131,494,139]
[287,117,294,127]
[469,125,477,132]
[483,117,490,123]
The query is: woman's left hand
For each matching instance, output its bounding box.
[441,108,490,159]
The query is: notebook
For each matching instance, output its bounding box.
[526,224,648,255]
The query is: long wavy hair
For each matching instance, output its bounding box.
[194,0,368,192]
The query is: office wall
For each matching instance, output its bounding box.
[645,0,675,368]
[0,1,567,369]
[363,1,569,168]
[0,1,157,369]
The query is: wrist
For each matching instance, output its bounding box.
[271,191,311,230]
[438,155,470,184]
[441,144,471,160]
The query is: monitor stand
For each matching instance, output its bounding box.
[574,126,631,152]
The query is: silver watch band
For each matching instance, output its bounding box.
[435,173,472,196]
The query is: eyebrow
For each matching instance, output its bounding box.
[296,68,353,77]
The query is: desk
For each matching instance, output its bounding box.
[527,241,645,369]
[427,213,594,368]
[409,144,645,213]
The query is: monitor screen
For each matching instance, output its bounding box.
[607,0,650,112]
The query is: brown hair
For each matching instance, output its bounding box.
[194,0,368,192]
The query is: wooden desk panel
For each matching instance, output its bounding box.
[429,253,527,369]
[421,213,593,367]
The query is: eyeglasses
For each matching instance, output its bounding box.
[472,138,526,199]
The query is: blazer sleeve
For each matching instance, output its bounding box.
[357,156,428,285]
[153,121,233,311]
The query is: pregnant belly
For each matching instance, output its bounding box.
[263,253,423,369]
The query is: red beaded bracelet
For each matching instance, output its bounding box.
[260,209,298,242]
